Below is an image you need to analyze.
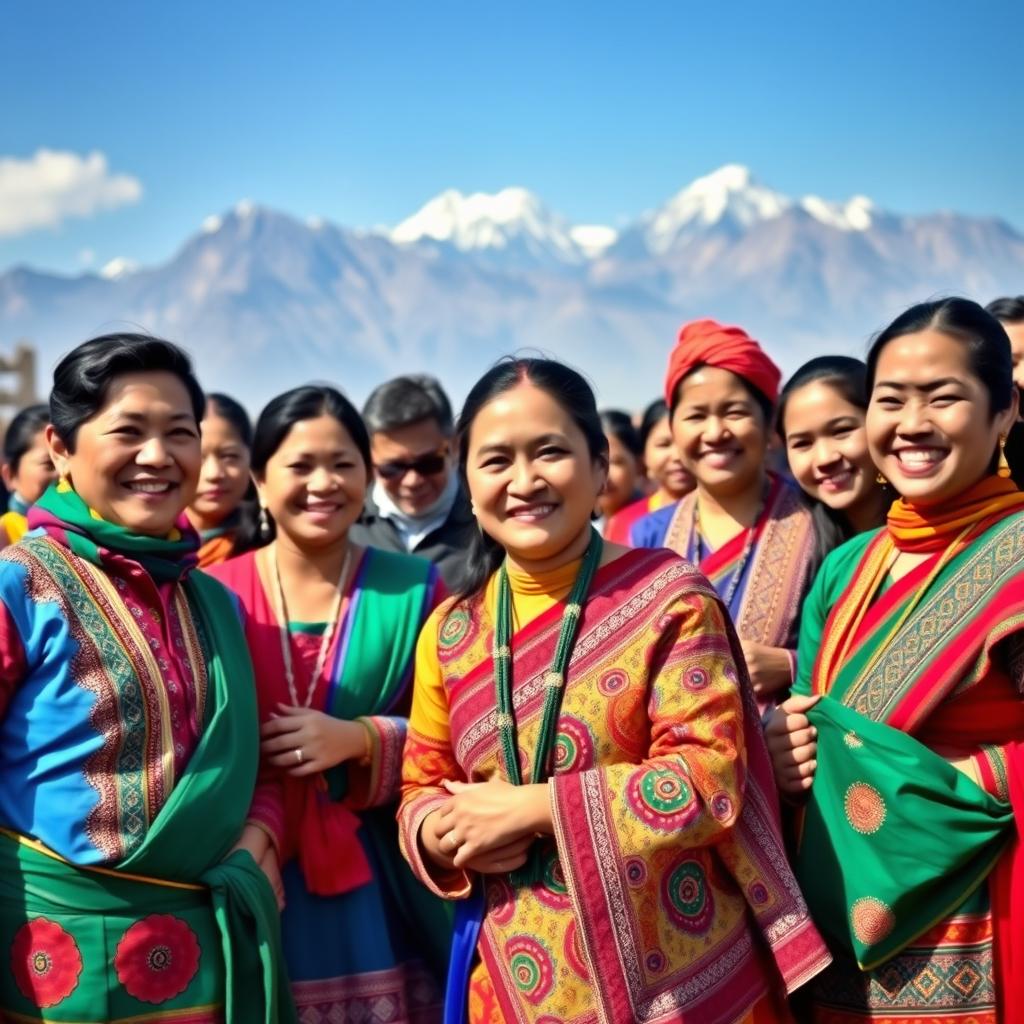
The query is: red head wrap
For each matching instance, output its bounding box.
[664,318,781,409]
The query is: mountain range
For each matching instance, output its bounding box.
[2,164,1022,411]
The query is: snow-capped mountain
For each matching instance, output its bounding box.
[390,187,605,267]
[2,166,1022,410]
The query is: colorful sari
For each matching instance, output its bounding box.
[399,546,830,1024]
[604,491,671,545]
[0,483,292,1023]
[632,476,816,700]
[210,546,450,1024]
[792,482,1024,1022]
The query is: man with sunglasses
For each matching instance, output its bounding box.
[349,374,474,588]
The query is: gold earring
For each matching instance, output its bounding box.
[998,434,1012,479]
[876,471,888,486]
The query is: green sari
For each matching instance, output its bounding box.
[0,485,295,1023]
[792,512,1024,1020]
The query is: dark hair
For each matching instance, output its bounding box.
[638,399,669,450]
[600,409,642,459]
[250,386,370,543]
[456,358,609,599]
[362,374,454,435]
[866,297,1014,418]
[672,364,774,426]
[777,356,882,556]
[777,356,868,438]
[3,404,50,474]
[206,392,253,450]
[986,295,1024,325]
[50,333,205,451]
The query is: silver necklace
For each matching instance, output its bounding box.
[269,544,353,708]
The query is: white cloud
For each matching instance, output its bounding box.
[100,257,139,280]
[0,149,142,238]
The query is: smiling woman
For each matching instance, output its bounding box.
[208,384,450,1024]
[398,357,830,1024]
[767,299,1024,1023]
[0,333,292,1023]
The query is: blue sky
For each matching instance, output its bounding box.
[1,0,1020,275]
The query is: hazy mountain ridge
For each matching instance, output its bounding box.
[2,166,1022,409]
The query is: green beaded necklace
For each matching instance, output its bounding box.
[493,527,602,883]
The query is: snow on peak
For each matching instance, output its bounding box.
[100,257,139,280]
[800,194,875,232]
[570,224,619,258]
[644,164,790,253]
[201,214,223,234]
[391,187,593,264]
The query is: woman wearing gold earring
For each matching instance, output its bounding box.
[767,298,1024,1023]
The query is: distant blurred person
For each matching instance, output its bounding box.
[986,295,1024,390]
[596,409,644,538]
[187,393,259,567]
[607,398,694,544]
[0,404,56,548]
[350,375,474,588]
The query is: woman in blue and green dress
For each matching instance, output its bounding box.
[0,333,292,1023]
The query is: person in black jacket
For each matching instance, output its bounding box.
[349,374,474,589]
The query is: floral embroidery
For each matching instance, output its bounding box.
[851,896,896,945]
[114,914,201,1004]
[845,782,887,835]
[10,918,83,1008]
[661,857,715,933]
[843,730,864,749]
[626,763,699,832]
[553,715,594,773]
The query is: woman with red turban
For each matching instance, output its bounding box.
[633,318,818,709]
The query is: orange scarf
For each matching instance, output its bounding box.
[887,475,1024,552]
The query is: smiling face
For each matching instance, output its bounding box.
[188,408,252,531]
[46,371,201,536]
[370,418,451,516]
[644,414,693,499]
[671,366,769,499]
[256,414,367,550]
[2,429,57,504]
[866,329,1018,506]
[783,380,877,517]
[598,430,641,517]
[1003,320,1024,392]
[465,382,606,568]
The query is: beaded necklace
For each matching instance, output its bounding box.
[693,486,766,607]
[493,528,602,883]
[269,544,353,708]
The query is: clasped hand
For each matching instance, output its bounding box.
[424,777,551,874]
[260,703,366,777]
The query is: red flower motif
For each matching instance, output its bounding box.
[114,914,201,1004]
[10,917,83,1008]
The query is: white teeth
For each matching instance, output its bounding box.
[130,482,171,493]
[897,450,943,466]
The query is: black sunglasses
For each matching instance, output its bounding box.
[374,452,448,480]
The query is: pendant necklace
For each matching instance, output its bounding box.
[493,527,602,883]
[269,543,354,708]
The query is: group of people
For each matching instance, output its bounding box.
[0,291,1022,1024]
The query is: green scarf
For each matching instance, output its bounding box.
[31,481,200,582]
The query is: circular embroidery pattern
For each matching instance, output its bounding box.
[607,686,646,751]
[624,857,648,888]
[844,782,887,835]
[645,949,667,975]
[553,716,594,774]
[748,881,770,906]
[10,918,82,1008]
[627,764,698,832]
[115,915,201,1004]
[505,936,554,1006]
[597,669,628,696]
[661,858,714,933]
[850,897,896,946]
[843,730,864,749]
[563,919,589,980]
[710,791,734,822]
[438,607,473,653]
[684,667,710,691]
[535,851,571,910]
